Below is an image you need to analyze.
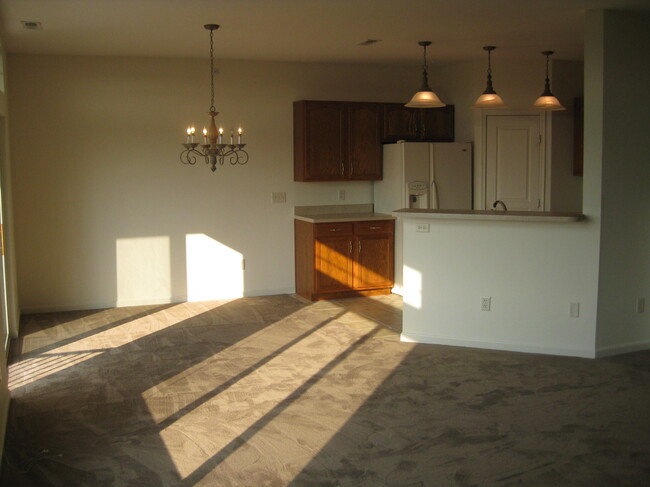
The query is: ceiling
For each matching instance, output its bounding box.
[1,0,649,65]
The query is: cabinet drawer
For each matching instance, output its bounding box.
[314,222,354,237]
[355,220,394,235]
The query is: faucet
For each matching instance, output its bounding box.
[492,200,508,211]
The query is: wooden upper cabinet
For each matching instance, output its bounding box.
[382,103,454,143]
[294,101,344,181]
[345,103,383,180]
[382,104,419,141]
[294,100,382,181]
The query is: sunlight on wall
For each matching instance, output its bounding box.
[151,307,414,481]
[402,265,423,310]
[186,234,244,301]
[116,236,171,306]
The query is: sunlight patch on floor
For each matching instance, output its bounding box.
[141,307,313,424]
[8,351,104,390]
[155,313,414,481]
[32,304,205,354]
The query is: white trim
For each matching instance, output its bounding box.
[19,288,297,314]
[400,332,596,359]
[595,340,650,358]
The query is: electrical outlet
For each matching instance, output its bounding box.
[481,297,491,311]
[272,192,286,203]
[338,189,346,201]
[637,297,646,313]
[416,223,430,233]
[569,302,580,318]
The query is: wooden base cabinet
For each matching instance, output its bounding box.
[295,219,394,301]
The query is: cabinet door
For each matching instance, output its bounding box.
[345,103,382,180]
[382,104,419,142]
[421,105,455,141]
[295,101,344,181]
[354,234,394,290]
[314,236,353,292]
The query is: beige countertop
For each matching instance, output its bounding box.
[393,208,585,223]
[295,212,395,223]
[294,204,395,223]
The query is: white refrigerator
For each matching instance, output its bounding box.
[373,141,473,294]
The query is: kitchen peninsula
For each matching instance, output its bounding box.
[395,208,594,358]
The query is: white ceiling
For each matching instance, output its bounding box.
[1,0,649,65]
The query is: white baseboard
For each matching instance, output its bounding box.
[400,333,597,359]
[595,340,650,358]
[19,289,297,315]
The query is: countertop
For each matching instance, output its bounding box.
[294,204,395,223]
[295,212,395,223]
[393,208,585,223]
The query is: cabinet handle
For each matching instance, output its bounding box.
[340,161,344,176]
[349,241,352,254]
[369,226,381,230]
[358,240,362,253]
[329,228,341,232]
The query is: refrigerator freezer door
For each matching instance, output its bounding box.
[431,143,473,210]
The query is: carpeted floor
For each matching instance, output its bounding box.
[2,294,649,486]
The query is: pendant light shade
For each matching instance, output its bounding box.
[405,41,445,108]
[531,51,565,111]
[472,46,507,109]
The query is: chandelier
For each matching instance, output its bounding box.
[181,24,249,172]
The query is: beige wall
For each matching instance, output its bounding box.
[8,50,585,312]
[8,54,419,311]
[593,10,650,354]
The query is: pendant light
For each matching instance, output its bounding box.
[472,46,507,109]
[531,50,565,111]
[180,24,249,172]
[405,41,445,108]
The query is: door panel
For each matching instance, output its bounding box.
[346,103,382,179]
[314,237,353,292]
[305,102,344,180]
[485,115,543,211]
[354,235,394,290]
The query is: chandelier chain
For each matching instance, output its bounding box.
[209,27,215,112]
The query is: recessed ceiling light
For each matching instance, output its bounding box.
[358,39,381,46]
[21,21,42,30]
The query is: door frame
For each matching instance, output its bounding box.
[473,109,551,210]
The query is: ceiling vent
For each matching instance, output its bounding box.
[21,21,42,30]
[358,39,381,46]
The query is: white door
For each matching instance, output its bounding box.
[485,115,544,211]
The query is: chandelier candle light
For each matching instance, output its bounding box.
[181,24,249,172]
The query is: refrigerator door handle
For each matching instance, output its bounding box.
[431,180,439,209]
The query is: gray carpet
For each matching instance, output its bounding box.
[2,294,649,486]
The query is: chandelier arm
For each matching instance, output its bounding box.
[180,148,201,165]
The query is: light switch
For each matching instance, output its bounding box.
[272,192,286,203]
